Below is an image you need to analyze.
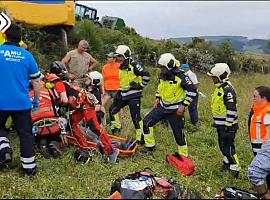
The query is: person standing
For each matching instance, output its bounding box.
[101,52,123,125]
[61,40,98,80]
[0,23,42,175]
[109,45,150,143]
[142,53,197,155]
[207,63,240,178]
[180,64,199,126]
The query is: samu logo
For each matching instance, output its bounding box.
[0,12,11,33]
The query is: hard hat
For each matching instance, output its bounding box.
[50,61,67,75]
[85,71,103,86]
[207,63,231,82]
[158,53,176,70]
[181,64,190,71]
[46,73,60,82]
[115,45,131,59]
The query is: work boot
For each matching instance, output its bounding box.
[108,148,120,163]
[220,162,230,172]
[145,146,156,152]
[21,166,37,176]
[230,170,240,179]
[0,152,12,169]
[111,128,121,135]
[39,145,51,159]
[48,141,62,158]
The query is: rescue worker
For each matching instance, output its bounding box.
[109,45,151,143]
[0,23,42,175]
[142,53,197,155]
[83,71,106,124]
[249,86,270,155]
[45,63,119,163]
[180,64,200,127]
[207,63,240,178]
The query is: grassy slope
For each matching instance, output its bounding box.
[0,71,268,198]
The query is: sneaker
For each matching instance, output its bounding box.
[108,148,120,163]
[48,141,62,158]
[39,145,51,159]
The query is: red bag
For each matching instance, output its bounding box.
[166,153,195,176]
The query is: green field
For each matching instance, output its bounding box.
[0,71,268,198]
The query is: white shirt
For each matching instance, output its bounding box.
[186,70,199,85]
[264,113,270,125]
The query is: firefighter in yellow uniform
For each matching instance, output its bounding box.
[207,63,240,178]
[143,53,197,155]
[109,45,150,143]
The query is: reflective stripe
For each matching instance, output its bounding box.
[160,101,179,110]
[142,76,150,80]
[227,110,237,115]
[223,156,229,164]
[229,164,240,171]
[121,90,142,97]
[252,148,262,153]
[185,96,193,102]
[213,115,226,119]
[226,117,235,122]
[22,163,36,169]
[214,120,226,125]
[186,91,197,97]
[0,137,10,143]
[0,143,10,150]
[21,156,35,163]
[256,118,262,143]
[30,71,41,78]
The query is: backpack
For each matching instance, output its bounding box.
[215,187,258,199]
[110,169,200,199]
[166,153,195,176]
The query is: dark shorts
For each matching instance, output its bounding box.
[105,90,118,98]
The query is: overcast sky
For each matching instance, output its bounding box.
[77,1,270,40]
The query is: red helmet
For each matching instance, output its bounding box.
[46,73,60,82]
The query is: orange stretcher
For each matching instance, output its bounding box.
[66,133,138,158]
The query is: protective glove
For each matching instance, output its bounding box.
[32,97,40,112]
[130,81,143,90]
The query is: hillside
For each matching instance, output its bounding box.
[170,36,270,55]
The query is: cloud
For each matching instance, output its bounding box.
[77,1,270,39]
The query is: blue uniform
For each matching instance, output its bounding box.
[0,43,40,110]
[0,42,40,175]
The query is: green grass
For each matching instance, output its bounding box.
[1,72,269,198]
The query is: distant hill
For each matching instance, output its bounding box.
[169,36,270,55]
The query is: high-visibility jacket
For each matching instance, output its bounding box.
[119,63,150,100]
[250,103,270,150]
[156,71,197,110]
[102,61,120,91]
[211,82,238,127]
[0,32,5,45]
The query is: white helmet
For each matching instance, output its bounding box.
[115,45,131,59]
[207,63,231,82]
[85,71,103,86]
[158,53,176,70]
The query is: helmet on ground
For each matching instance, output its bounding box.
[158,53,176,70]
[45,73,60,82]
[181,64,190,71]
[50,61,67,75]
[115,45,131,59]
[207,63,231,82]
[85,71,103,86]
